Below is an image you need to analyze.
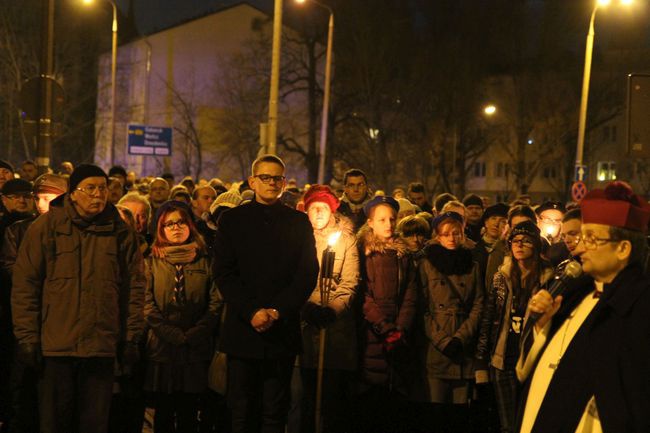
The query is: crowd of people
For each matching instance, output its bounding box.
[0,155,649,433]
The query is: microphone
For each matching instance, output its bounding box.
[529,260,583,321]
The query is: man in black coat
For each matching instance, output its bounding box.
[517,181,650,433]
[213,155,319,433]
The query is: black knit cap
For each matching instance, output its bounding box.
[508,220,542,249]
[462,193,483,208]
[69,164,108,193]
[0,159,14,173]
[1,179,32,195]
[482,203,510,224]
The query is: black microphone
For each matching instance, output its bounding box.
[529,260,583,321]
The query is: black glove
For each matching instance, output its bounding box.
[314,306,337,328]
[302,302,321,326]
[442,337,464,364]
[17,342,42,371]
[120,341,140,369]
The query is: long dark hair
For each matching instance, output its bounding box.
[509,236,549,311]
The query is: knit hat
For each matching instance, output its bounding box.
[1,179,32,195]
[397,198,417,215]
[33,173,67,195]
[462,193,483,208]
[108,165,127,179]
[363,195,399,216]
[210,190,242,215]
[482,203,509,224]
[508,220,542,249]
[431,211,464,232]
[69,164,108,193]
[581,181,650,233]
[535,200,566,216]
[303,185,339,212]
[0,159,14,173]
[240,189,255,204]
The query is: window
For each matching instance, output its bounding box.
[597,161,616,181]
[543,166,557,179]
[602,126,618,143]
[473,161,486,178]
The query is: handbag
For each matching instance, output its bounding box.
[208,304,227,395]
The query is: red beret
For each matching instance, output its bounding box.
[303,185,340,212]
[581,181,650,233]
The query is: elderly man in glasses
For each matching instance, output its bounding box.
[11,164,145,433]
[213,154,319,433]
[517,181,650,433]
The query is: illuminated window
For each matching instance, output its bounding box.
[597,161,616,181]
[473,161,486,178]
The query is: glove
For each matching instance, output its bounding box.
[314,306,337,328]
[120,341,140,369]
[442,337,464,364]
[185,327,205,347]
[302,302,321,326]
[17,342,42,371]
[383,329,405,352]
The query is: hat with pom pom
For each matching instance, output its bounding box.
[581,181,650,232]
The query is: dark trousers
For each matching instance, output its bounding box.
[8,358,39,433]
[153,392,199,433]
[490,367,519,433]
[108,374,146,433]
[39,357,114,433]
[298,368,354,433]
[226,355,294,433]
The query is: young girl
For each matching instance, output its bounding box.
[144,201,221,433]
[418,211,484,433]
[475,220,552,433]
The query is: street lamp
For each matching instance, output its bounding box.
[575,0,633,181]
[296,0,334,184]
[265,0,284,156]
[83,0,118,166]
[483,104,497,116]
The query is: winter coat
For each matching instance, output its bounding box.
[418,243,484,385]
[475,257,553,371]
[338,194,372,233]
[483,238,508,290]
[300,215,359,370]
[213,200,319,359]
[357,226,418,389]
[144,254,221,364]
[11,194,146,357]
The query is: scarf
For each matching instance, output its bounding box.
[157,242,199,264]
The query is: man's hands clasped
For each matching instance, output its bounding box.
[251,308,280,333]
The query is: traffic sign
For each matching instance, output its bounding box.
[571,181,587,202]
[574,165,588,182]
[127,124,172,156]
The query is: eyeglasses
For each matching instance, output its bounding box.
[2,193,33,201]
[578,234,620,250]
[509,238,534,247]
[76,185,108,196]
[254,174,285,184]
[540,217,562,225]
[161,219,187,230]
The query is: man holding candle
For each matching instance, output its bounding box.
[297,185,359,433]
[213,155,319,433]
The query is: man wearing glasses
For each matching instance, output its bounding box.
[517,181,650,433]
[11,164,145,433]
[0,179,35,241]
[213,155,319,433]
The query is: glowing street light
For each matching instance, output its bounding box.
[483,104,497,116]
[295,0,334,184]
[82,0,118,166]
[575,0,633,181]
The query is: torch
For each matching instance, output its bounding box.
[315,231,341,433]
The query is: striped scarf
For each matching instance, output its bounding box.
[158,242,198,305]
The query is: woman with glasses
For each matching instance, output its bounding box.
[475,220,553,433]
[416,211,484,433]
[144,201,221,433]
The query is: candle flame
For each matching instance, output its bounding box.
[328,231,342,247]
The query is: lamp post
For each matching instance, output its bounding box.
[266,0,284,155]
[82,0,118,166]
[575,0,633,181]
[296,0,334,184]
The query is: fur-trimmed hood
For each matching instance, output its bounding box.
[498,255,555,284]
[357,224,408,257]
[424,243,474,275]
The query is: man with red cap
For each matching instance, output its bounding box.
[517,181,650,433]
[292,185,359,433]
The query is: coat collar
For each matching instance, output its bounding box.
[600,264,648,317]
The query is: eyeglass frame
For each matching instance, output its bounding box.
[253,174,286,184]
[577,233,621,250]
[161,219,188,230]
[76,185,108,196]
[509,238,535,248]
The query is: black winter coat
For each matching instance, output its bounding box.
[212,200,319,359]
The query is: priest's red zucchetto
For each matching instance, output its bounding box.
[581,181,650,233]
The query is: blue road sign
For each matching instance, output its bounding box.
[127,124,172,156]
[574,164,588,182]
